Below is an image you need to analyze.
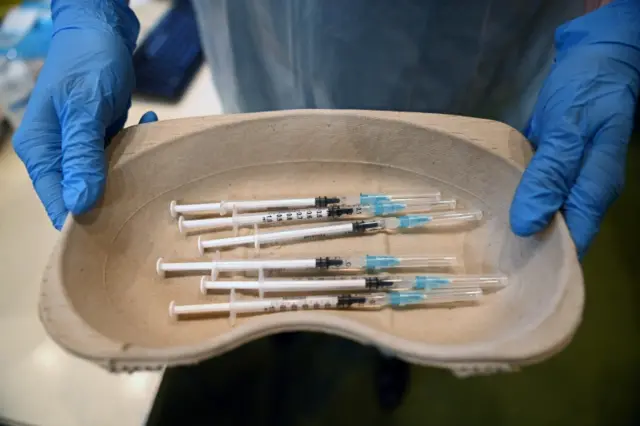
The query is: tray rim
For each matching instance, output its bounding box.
[38,110,584,374]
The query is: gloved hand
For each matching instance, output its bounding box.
[12,0,142,230]
[510,0,640,258]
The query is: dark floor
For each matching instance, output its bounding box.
[147,138,640,426]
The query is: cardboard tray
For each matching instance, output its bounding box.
[39,110,584,376]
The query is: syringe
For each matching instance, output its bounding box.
[178,199,457,233]
[197,210,483,253]
[199,274,508,294]
[156,254,459,277]
[169,289,482,319]
[169,191,441,217]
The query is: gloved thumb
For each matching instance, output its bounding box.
[139,110,158,123]
[104,110,158,145]
[59,108,158,215]
[510,119,585,237]
[57,82,109,215]
[561,112,631,256]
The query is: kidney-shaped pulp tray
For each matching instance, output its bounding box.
[40,110,584,375]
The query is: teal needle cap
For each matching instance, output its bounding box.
[360,193,391,205]
[389,292,426,306]
[373,202,406,216]
[397,215,432,228]
[414,276,451,290]
[365,255,401,269]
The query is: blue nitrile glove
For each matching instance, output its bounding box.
[12,0,141,230]
[510,0,640,258]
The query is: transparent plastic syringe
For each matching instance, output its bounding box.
[178,199,457,232]
[200,274,508,294]
[169,191,441,218]
[156,254,459,277]
[198,210,483,253]
[170,289,482,319]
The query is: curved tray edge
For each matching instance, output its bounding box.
[39,110,584,375]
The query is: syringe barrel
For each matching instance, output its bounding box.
[256,222,356,243]
[253,208,330,225]
[158,258,317,275]
[180,208,336,232]
[199,222,356,250]
[171,197,318,217]
[266,295,341,310]
[160,261,214,273]
[228,198,317,211]
[217,259,317,271]
[179,216,233,231]
[173,202,223,216]
[203,278,368,292]
[171,300,274,315]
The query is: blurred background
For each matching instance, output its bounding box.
[0,0,220,136]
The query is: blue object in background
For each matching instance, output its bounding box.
[0,1,52,59]
[133,0,203,101]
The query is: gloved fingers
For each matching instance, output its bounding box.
[33,170,67,230]
[510,120,585,237]
[139,110,158,123]
[562,114,632,257]
[12,101,69,229]
[58,85,108,216]
[12,135,68,229]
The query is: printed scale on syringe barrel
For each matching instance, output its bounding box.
[170,191,441,217]
[197,210,483,253]
[178,199,456,232]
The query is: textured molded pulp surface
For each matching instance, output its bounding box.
[40,111,583,372]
